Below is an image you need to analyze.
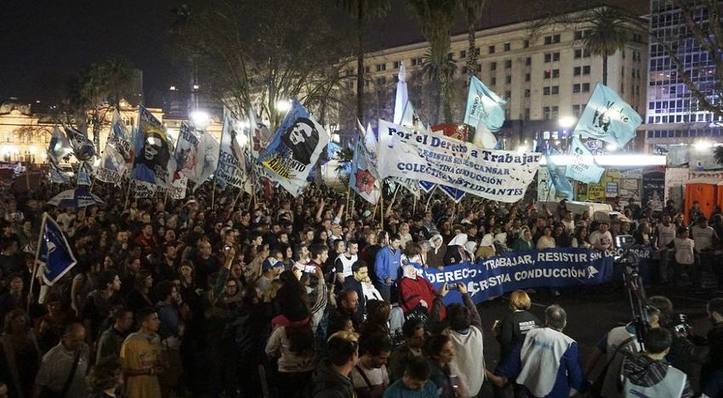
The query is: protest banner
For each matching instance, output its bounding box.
[377,120,540,203]
[566,136,604,184]
[259,100,329,197]
[217,112,252,192]
[132,106,174,187]
[96,111,132,185]
[422,248,614,304]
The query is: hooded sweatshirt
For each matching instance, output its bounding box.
[621,354,694,398]
[312,360,355,398]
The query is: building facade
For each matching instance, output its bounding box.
[642,0,723,153]
[345,6,648,150]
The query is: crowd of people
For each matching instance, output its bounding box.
[0,178,721,398]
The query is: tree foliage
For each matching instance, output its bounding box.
[172,0,354,130]
[581,8,632,85]
[408,0,458,124]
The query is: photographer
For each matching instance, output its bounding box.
[701,298,723,398]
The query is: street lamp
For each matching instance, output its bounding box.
[276,99,292,113]
[190,110,210,130]
[558,115,577,129]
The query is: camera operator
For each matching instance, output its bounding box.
[648,296,706,386]
[701,298,723,398]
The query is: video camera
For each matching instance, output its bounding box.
[615,235,649,349]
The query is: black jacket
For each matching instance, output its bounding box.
[312,360,355,398]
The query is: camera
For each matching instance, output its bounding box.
[667,313,692,338]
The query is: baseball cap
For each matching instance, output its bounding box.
[262,257,281,272]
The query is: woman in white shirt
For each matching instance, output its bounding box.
[536,226,556,250]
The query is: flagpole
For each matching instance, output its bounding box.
[425,187,435,212]
[211,178,217,212]
[28,212,47,311]
[380,183,385,230]
[413,194,417,216]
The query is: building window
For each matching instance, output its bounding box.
[393,61,400,69]
[365,66,370,73]
[525,89,531,97]
[488,45,495,54]
[525,73,531,81]
[582,82,590,92]
[506,75,512,84]
[551,85,559,94]
[505,90,511,98]
[573,83,581,93]
[491,77,497,85]
[583,49,591,57]
[544,34,561,45]
[552,69,559,78]
[544,52,560,63]
[524,40,530,48]
[490,62,497,71]
[376,63,386,72]
[525,57,532,66]
[462,66,468,75]
[504,42,511,51]
[505,59,512,69]
[552,106,559,119]
[543,86,551,95]
[448,52,454,61]
[544,106,551,120]
[544,70,551,79]
[460,50,467,59]
[573,66,581,76]
[476,63,482,72]
[574,49,582,59]
[572,104,581,115]
[582,65,590,75]
[525,108,530,119]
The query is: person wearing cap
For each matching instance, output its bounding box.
[426,235,446,269]
[258,256,285,302]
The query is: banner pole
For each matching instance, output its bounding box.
[413,194,417,216]
[425,187,435,212]
[123,179,133,211]
[345,183,351,220]
[380,185,384,230]
[27,212,47,310]
[211,179,217,212]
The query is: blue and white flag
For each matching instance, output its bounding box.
[419,180,436,193]
[545,148,574,200]
[174,121,219,188]
[96,111,132,185]
[350,135,381,204]
[76,162,93,186]
[464,75,506,133]
[48,164,70,184]
[217,111,251,192]
[65,126,96,161]
[47,126,73,165]
[132,106,175,188]
[258,99,329,197]
[400,101,425,130]
[565,136,605,184]
[574,82,642,147]
[37,213,77,285]
[439,184,465,203]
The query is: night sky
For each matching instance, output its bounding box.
[0,0,648,108]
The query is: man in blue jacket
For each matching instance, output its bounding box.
[374,233,401,302]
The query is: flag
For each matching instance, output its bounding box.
[48,164,70,184]
[393,63,408,125]
[96,111,132,185]
[36,213,77,285]
[76,162,93,186]
[565,136,605,184]
[418,180,436,193]
[217,111,251,192]
[47,126,73,165]
[439,184,465,203]
[132,106,175,187]
[258,99,329,197]
[464,75,506,133]
[400,101,425,130]
[349,136,381,204]
[174,121,219,187]
[574,82,642,147]
[394,178,421,199]
[65,126,96,161]
[545,148,574,200]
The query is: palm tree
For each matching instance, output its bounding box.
[581,7,631,86]
[458,0,487,77]
[409,0,458,124]
[338,0,391,124]
[715,146,723,165]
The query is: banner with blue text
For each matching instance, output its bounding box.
[422,248,614,304]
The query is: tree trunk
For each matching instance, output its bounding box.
[602,53,608,86]
[356,1,365,124]
[466,23,477,76]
